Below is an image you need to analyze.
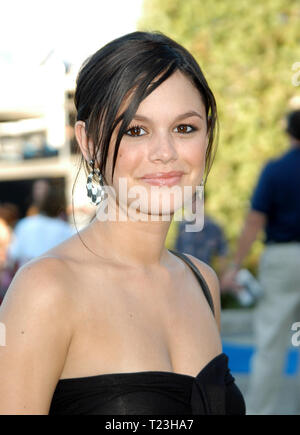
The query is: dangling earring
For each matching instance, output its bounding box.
[86,159,106,206]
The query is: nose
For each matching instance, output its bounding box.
[148,131,178,164]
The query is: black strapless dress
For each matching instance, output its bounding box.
[49,250,246,415]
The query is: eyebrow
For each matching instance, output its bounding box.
[132,110,204,122]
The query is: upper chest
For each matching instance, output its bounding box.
[72,260,215,332]
[61,259,221,377]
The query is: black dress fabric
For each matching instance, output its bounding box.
[49,250,246,415]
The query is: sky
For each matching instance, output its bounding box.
[0,0,144,67]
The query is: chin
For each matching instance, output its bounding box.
[128,195,183,221]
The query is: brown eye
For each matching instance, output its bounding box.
[175,125,194,134]
[126,126,146,137]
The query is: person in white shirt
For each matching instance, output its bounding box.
[8,186,75,268]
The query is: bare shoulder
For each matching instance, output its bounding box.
[3,255,75,312]
[0,256,76,414]
[182,253,221,331]
[2,253,79,340]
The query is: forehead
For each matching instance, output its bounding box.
[117,70,206,124]
[134,70,206,119]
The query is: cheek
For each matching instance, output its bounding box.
[181,137,207,168]
[114,143,144,177]
[104,140,138,183]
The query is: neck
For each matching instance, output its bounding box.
[80,198,174,267]
[91,218,171,266]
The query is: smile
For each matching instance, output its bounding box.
[139,171,184,187]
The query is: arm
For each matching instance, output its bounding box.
[221,161,273,291]
[232,209,266,268]
[220,209,266,291]
[0,257,74,414]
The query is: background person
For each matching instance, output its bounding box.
[221,109,300,414]
[0,203,20,229]
[175,212,228,277]
[25,179,51,217]
[8,185,75,268]
[0,205,20,302]
[0,218,12,304]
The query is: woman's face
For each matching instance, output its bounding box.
[104,70,209,219]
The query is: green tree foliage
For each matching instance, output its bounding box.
[139,0,300,271]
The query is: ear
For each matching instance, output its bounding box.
[74,121,94,163]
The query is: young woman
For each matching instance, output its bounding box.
[0,31,246,415]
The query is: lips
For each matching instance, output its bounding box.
[141,171,184,179]
[139,171,184,186]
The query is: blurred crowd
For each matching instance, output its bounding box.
[0,179,75,304]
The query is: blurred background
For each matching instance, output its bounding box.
[0,0,299,414]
